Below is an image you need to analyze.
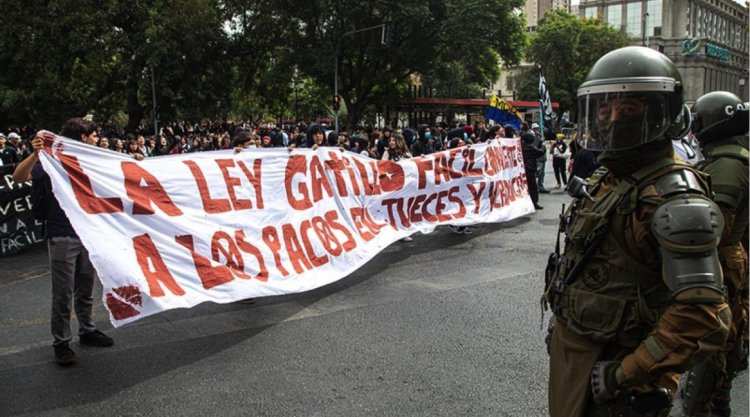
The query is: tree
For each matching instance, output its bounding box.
[0,0,232,133]
[517,9,631,122]
[0,0,528,132]
[0,1,118,130]
[284,0,526,130]
[108,0,232,132]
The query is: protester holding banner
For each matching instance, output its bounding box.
[381,133,411,162]
[303,123,327,149]
[12,118,114,366]
[126,139,146,160]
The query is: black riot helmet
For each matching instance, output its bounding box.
[576,46,691,152]
[690,91,749,144]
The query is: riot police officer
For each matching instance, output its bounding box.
[679,91,749,417]
[542,47,731,417]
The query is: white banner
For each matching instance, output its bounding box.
[37,134,533,326]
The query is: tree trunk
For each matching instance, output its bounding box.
[125,69,144,134]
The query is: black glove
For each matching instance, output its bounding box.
[591,361,627,404]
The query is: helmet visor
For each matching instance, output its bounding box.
[577,91,672,152]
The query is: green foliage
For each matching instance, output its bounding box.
[0,0,528,132]
[0,1,117,129]
[258,0,527,129]
[517,9,631,121]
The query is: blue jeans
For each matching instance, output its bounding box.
[537,161,547,190]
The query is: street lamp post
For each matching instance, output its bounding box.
[294,83,299,124]
[334,23,389,133]
[642,12,650,47]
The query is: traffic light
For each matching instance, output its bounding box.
[333,95,340,111]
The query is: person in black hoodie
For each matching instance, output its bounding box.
[304,123,327,149]
[376,127,393,159]
[520,127,545,210]
[446,127,466,147]
[411,125,435,157]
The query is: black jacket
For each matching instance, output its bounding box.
[521,133,544,171]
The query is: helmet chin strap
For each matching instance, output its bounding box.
[670,104,693,140]
[679,137,697,159]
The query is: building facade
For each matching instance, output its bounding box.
[578,0,749,101]
[492,0,559,104]
[524,0,555,31]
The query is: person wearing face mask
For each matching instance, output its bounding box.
[542,47,730,417]
[411,125,435,157]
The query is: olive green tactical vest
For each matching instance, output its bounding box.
[697,138,749,245]
[553,159,710,347]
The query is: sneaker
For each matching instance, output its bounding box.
[539,189,551,194]
[449,225,463,234]
[79,329,114,347]
[402,236,413,242]
[461,227,473,235]
[534,204,544,210]
[54,343,76,366]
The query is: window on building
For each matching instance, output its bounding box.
[646,0,662,37]
[695,6,704,38]
[607,4,623,29]
[585,7,598,18]
[626,2,642,37]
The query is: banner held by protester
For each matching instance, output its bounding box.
[37,133,534,326]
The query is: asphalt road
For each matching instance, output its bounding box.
[0,165,747,417]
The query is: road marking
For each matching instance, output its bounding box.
[0,271,48,289]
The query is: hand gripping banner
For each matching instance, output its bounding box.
[37,133,533,326]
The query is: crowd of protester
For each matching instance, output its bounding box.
[0,119,544,161]
[1,118,588,216]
